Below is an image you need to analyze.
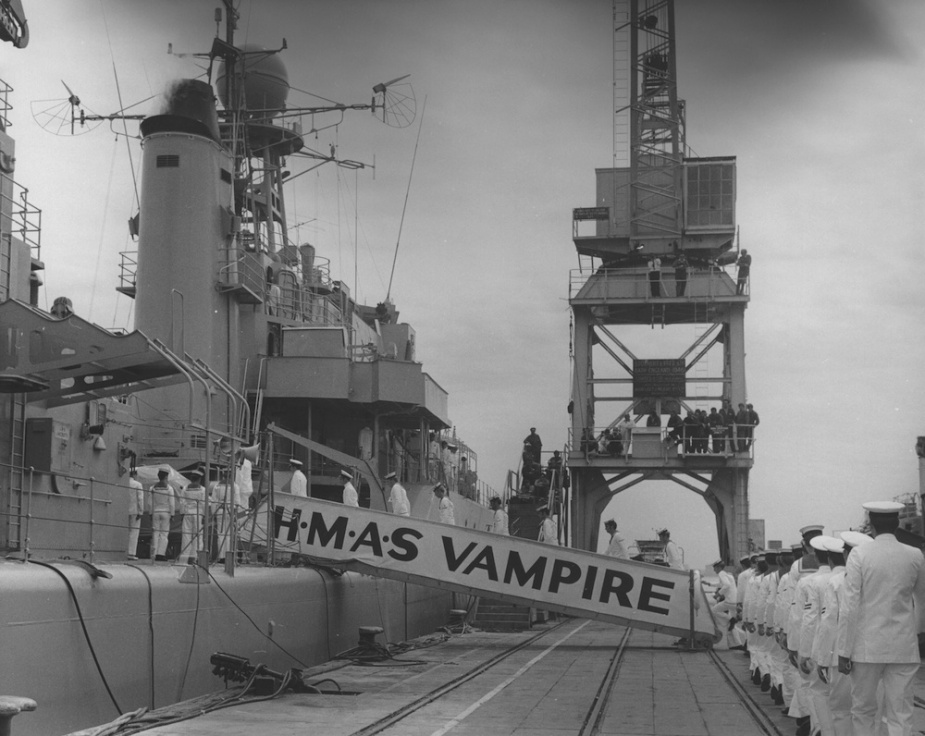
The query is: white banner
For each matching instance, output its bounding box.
[245,494,719,641]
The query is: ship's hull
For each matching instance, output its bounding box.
[1,560,456,736]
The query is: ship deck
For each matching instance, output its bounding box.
[90,617,925,736]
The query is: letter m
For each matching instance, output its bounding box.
[306,512,348,549]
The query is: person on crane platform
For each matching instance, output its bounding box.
[735,249,751,295]
[384,471,410,517]
[674,252,688,297]
[603,519,628,559]
[340,469,359,507]
[647,256,662,297]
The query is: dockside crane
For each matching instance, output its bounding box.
[567,0,752,562]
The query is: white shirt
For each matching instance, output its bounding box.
[127,477,146,517]
[798,565,832,658]
[539,517,558,545]
[664,539,684,569]
[838,533,925,663]
[343,481,359,507]
[388,482,410,516]
[715,569,737,604]
[236,458,254,507]
[289,469,308,497]
[811,566,845,667]
[211,480,241,511]
[491,508,509,535]
[438,496,455,525]
[605,531,629,559]
[149,481,175,514]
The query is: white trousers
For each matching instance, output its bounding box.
[828,669,852,736]
[850,662,918,736]
[180,513,202,559]
[127,515,141,557]
[152,511,171,557]
[808,669,834,736]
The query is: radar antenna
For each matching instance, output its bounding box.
[31,80,102,136]
[371,74,415,128]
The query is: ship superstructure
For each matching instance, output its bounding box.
[0,6,496,734]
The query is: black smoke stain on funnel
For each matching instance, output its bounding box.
[140,79,220,141]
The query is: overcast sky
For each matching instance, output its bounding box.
[5,0,924,569]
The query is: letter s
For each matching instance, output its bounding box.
[388,527,423,562]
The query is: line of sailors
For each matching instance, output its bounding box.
[714,500,925,736]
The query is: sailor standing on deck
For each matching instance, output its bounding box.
[837,501,925,736]
[730,554,755,650]
[126,469,147,560]
[710,559,738,644]
[288,459,307,497]
[489,496,509,535]
[770,546,798,707]
[340,469,359,507]
[178,469,206,564]
[433,483,455,525]
[757,550,783,702]
[537,505,558,545]
[603,519,628,559]
[657,528,684,569]
[149,466,176,562]
[798,536,836,735]
[743,552,768,690]
[787,524,825,736]
[385,471,410,516]
[817,531,872,736]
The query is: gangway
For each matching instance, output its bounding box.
[242,492,719,643]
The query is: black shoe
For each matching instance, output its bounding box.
[154,554,166,562]
[773,686,784,705]
[751,668,761,685]
[795,716,810,736]
[761,673,770,692]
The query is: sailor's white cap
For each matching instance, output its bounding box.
[339,469,353,480]
[384,471,396,480]
[862,501,904,514]
[810,535,839,551]
[656,527,669,535]
[820,537,845,554]
[790,542,804,552]
[289,458,303,467]
[188,469,203,478]
[840,530,874,548]
[711,559,725,567]
[763,548,780,557]
[158,465,170,474]
[799,524,824,537]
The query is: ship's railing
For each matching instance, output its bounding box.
[569,266,748,300]
[0,78,11,130]
[217,246,267,301]
[571,424,756,460]
[117,250,138,293]
[0,178,41,263]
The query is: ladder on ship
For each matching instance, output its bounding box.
[6,393,25,551]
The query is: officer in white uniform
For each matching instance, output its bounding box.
[837,501,925,736]
[604,519,629,558]
[341,469,359,507]
[288,459,307,497]
[385,471,410,516]
[178,469,206,564]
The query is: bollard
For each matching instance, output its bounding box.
[357,626,384,647]
[0,696,37,736]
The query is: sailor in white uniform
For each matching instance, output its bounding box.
[603,519,628,558]
[340,469,359,507]
[385,471,410,516]
[798,536,836,735]
[837,501,925,736]
[433,483,455,525]
[288,459,307,497]
[710,559,738,647]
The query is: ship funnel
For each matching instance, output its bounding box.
[140,79,220,142]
